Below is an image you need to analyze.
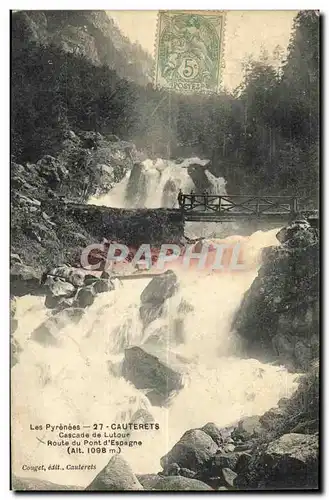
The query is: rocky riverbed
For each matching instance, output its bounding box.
[11,220,319,491]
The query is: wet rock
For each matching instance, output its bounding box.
[180,468,196,479]
[53,307,85,323]
[222,467,237,488]
[31,320,58,346]
[10,296,17,318]
[278,397,290,408]
[142,327,168,348]
[232,416,264,441]
[223,443,235,453]
[11,338,22,367]
[45,294,63,309]
[164,463,180,476]
[276,220,318,248]
[152,476,213,491]
[131,408,155,424]
[45,276,76,297]
[290,419,319,434]
[10,253,22,265]
[272,332,295,369]
[83,274,100,285]
[259,407,287,430]
[48,266,85,287]
[201,422,223,446]
[86,455,143,491]
[136,474,161,490]
[91,278,114,294]
[101,270,111,280]
[69,270,86,287]
[161,429,218,473]
[122,346,184,406]
[208,452,243,473]
[235,452,252,473]
[140,270,178,304]
[65,130,78,141]
[139,302,164,327]
[10,262,42,296]
[177,299,194,314]
[232,219,319,371]
[235,433,319,489]
[37,155,68,187]
[76,285,96,308]
[295,340,313,371]
[51,297,76,313]
[31,308,84,346]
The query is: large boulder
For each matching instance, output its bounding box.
[139,302,164,327]
[44,276,76,298]
[76,285,96,308]
[221,467,238,488]
[91,278,114,294]
[235,433,319,489]
[160,429,218,473]
[151,476,213,491]
[36,155,68,188]
[86,456,143,491]
[232,220,319,371]
[232,416,264,441]
[122,346,184,406]
[31,308,84,346]
[140,270,178,305]
[12,475,82,491]
[47,266,85,287]
[201,422,224,447]
[136,474,161,490]
[10,262,42,296]
[276,220,318,248]
[206,451,244,475]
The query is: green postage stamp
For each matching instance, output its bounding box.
[155,11,226,93]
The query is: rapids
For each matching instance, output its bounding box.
[12,157,299,487]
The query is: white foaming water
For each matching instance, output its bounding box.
[12,229,298,487]
[88,157,226,209]
[12,157,297,488]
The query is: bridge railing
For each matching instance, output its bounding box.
[180,194,299,216]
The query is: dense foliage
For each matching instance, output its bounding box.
[11,11,319,201]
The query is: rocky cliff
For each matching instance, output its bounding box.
[232,220,319,372]
[12,10,153,86]
[11,131,184,271]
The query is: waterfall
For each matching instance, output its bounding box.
[11,156,298,488]
[88,157,226,209]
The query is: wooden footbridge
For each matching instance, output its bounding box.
[55,193,318,226]
[178,194,318,224]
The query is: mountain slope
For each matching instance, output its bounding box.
[11,10,153,86]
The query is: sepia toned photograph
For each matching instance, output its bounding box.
[10,9,320,491]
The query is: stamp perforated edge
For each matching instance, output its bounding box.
[153,10,227,94]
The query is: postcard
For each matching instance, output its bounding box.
[10,9,319,491]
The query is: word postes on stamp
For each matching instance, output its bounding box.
[155,11,225,94]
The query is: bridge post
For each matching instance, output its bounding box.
[291,197,299,215]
